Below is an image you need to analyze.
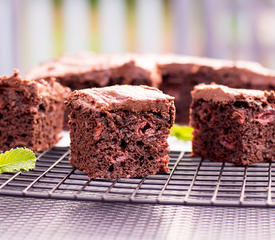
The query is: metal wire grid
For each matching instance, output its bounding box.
[0,146,274,207]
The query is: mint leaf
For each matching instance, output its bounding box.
[0,148,36,174]
[170,124,193,141]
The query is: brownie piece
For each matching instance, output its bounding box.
[0,70,70,152]
[190,83,275,165]
[65,85,175,179]
[26,52,161,90]
[158,55,275,124]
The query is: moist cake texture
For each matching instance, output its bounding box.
[0,70,70,152]
[65,85,175,179]
[190,83,275,165]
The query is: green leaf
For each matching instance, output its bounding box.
[0,148,36,174]
[170,124,194,141]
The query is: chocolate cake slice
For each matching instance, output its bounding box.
[65,85,175,179]
[190,84,275,165]
[158,55,275,124]
[26,52,161,90]
[0,70,70,152]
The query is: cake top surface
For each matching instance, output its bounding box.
[157,54,275,74]
[26,52,158,79]
[26,53,275,89]
[192,83,273,102]
[0,69,70,100]
[67,85,174,112]
[157,54,275,86]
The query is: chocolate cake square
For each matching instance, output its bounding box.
[158,55,275,124]
[0,70,70,152]
[190,84,275,165]
[65,85,175,179]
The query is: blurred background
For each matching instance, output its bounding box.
[1,0,275,75]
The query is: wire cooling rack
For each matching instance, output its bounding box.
[0,146,274,207]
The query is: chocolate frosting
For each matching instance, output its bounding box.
[158,54,275,75]
[26,53,161,88]
[66,85,175,113]
[157,54,275,88]
[26,52,275,94]
[26,52,275,90]
[192,83,274,103]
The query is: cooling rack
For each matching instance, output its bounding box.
[0,146,274,207]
